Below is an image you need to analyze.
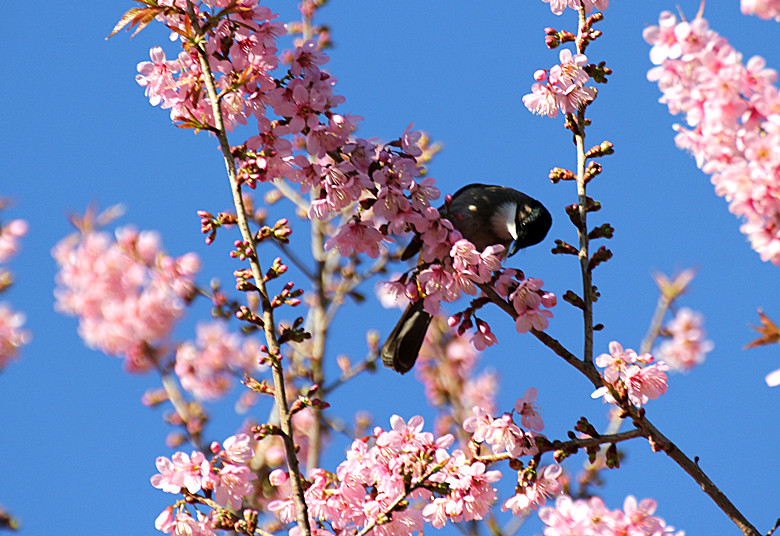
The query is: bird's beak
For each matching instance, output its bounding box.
[508,239,522,257]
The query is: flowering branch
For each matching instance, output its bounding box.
[473,428,643,466]
[521,3,764,533]
[182,3,312,536]
[573,4,595,365]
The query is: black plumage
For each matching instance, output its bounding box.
[381,183,552,374]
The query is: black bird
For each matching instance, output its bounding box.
[381,183,552,374]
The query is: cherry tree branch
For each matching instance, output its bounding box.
[183,4,311,536]
[575,5,595,365]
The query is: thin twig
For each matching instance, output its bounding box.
[575,5,594,365]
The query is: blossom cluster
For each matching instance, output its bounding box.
[539,494,684,536]
[153,433,256,535]
[464,390,564,516]
[523,49,597,118]
[52,226,199,372]
[174,320,264,400]
[542,0,610,16]
[654,308,714,372]
[131,1,555,350]
[741,0,780,20]
[268,415,501,534]
[645,12,780,264]
[591,341,669,408]
[0,217,30,370]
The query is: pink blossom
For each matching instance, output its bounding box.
[325,219,385,259]
[525,49,596,117]
[150,451,206,494]
[593,341,668,408]
[53,227,199,371]
[646,12,780,264]
[401,123,424,157]
[625,362,670,407]
[463,406,495,443]
[539,494,679,535]
[211,463,256,510]
[0,304,30,370]
[136,46,182,107]
[502,464,562,516]
[418,265,459,315]
[510,278,554,333]
[541,0,609,15]
[175,321,262,400]
[0,219,27,263]
[470,319,498,351]
[155,508,213,536]
[514,387,545,432]
[464,407,538,457]
[523,82,560,118]
[409,176,440,210]
[375,278,410,309]
[221,433,253,465]
[741,0,780,20]
[655,308,714,371]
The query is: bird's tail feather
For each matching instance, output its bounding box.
[381,300,433,374]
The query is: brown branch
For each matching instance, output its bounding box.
[625,407,761,536]
[473,428,644,466]
[183,4,311,536]
[575,4,594,365]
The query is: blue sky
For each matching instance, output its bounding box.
[0,1,778,535]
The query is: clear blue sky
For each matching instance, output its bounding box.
[0,1,778,535]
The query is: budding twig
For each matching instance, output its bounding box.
[183,3,312,536]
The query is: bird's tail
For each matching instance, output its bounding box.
[381,300,433,374]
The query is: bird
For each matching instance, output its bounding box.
[381,183,552,374]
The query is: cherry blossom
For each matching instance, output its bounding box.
[174,321,263,400]
[592,341,669,408]
[646,11,780,264]
[151,451,206,495]
[515,387,545,432]
[502,464,563,516]
[541,0,610,16]
[538,494,683,536]
[52,226,199,371]
[0,219,27,264]
[654,308,714,372]
[524,50,597,118]
[741,0,780,20]
[0,304,30,370]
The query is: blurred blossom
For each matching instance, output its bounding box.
[655,308,714,372]
[0,304,30,370]
[52,226,199,372]
[741,0,780,20]
[538,494,684,535]
[0,219,27,264]
[175,321,263,400]
[542,0,610,15]
[375,276,409,309]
